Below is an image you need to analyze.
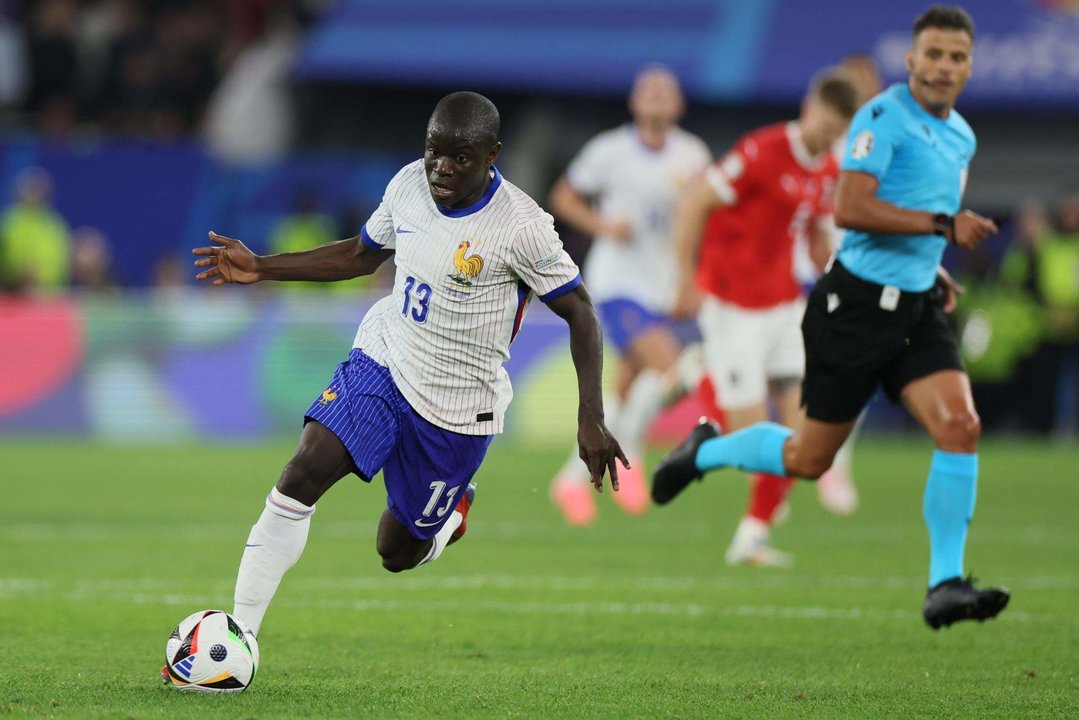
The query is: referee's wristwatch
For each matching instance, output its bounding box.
[932,213,955,243]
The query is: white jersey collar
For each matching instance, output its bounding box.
[786,121,823,171]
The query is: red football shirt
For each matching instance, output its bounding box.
[697,122,837,308]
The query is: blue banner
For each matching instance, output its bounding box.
[0,138,408,286]
[296,0,1079,107]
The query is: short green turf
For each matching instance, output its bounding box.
[1,437,1076,719]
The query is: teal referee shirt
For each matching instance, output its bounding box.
[837,83,975,292]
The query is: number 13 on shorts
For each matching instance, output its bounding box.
[422,480,460,520]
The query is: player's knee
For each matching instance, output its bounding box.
[380,555,414,573]
[276,455,318,501]
[790,455,831,481]
[783,440,832,480]
[932,409,982,452]
[277,447,338,506]
[376,538,423,573]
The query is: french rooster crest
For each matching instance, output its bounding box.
[448,241,484,286]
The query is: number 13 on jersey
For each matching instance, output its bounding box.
[402,275,431,324]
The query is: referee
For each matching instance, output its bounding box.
[652,5,1008,629]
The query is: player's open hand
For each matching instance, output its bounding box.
[951,210,997,250]
[577,419,631,493]
[597,217,634,242]
[193,231,261,285]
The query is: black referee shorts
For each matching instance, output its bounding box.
[800,260,963,423]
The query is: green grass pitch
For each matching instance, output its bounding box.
[1,437,1077,718]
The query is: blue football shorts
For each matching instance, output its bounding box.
[596,298,669,353]
[304,349,493,540]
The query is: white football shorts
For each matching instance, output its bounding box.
[698,295,806,410]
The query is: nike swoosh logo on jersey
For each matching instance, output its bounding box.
[414,517,444,528]
[827,293,840,313]
[396,225,415,234]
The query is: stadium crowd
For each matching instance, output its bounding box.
[0,1,1076,440]
[0,0,321,138]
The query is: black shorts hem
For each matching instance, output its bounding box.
[801,260,963,423]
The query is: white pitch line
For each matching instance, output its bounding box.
[3,521,1078,548]
[0,577,1046,623]
[4,574,1079,595]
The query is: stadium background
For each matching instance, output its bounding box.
[2,2,1079,718]
[1,0,1077,443]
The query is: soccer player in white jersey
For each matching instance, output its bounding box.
[187,92,627,646]
[547,65,712,525]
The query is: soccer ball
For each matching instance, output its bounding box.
[163,610,259,693]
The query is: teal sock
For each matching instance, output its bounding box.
[923,450,978,587]
[694,422,791,477]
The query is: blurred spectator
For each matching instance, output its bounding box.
[3,0,323,139]
[70,226,117,292]
[1036,190,1079,438]
[203,7,297,163]
[987,192,1079,436]
[24,0,78,135]
[958,208,1045,432]
[269,189,369,294]
[1040,191,1079,340]
[95,0,160,136]
[0,2,28,123]
[270,189,335,256]
[999,198,1050,296]
[0,167,71,294]
[156,3,220,134]
[95,1,220,139]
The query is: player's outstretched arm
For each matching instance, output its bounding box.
[548,176,632,240]
[193,231,394,286]
[546,284,630,492]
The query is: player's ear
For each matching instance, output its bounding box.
[486,141,503,167]
[905,49,914,74]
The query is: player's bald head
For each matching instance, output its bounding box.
[428,92,501,151]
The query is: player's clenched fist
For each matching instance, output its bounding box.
[951,210,997,250]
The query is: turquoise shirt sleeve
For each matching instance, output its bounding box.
[841,99,901,181]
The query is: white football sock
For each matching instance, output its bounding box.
[666,342,707,406]
[615,369,668,461]
[725,515,770,559]
[417,511,463,566]
[232,487,315,636]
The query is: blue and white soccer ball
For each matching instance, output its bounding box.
[163,610,259,693]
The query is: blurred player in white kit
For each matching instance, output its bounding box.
[547,65,712,525]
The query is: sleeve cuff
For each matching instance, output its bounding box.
[565,170,594,197]
[539,273,582,302]
[360,225,384,250]
[705,166,737,205]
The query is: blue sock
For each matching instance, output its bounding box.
[923,450,978,588]
[694,422,791,477]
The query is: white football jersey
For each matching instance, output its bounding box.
[566,124,711,312]
[354,160,581,435]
